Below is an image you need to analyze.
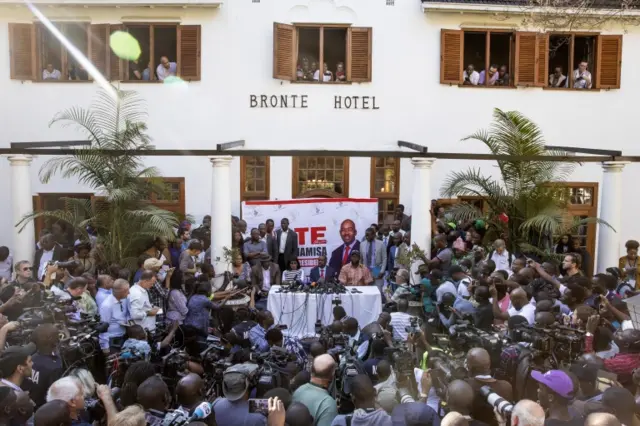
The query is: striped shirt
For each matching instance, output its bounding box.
[389,312,417,341]
[282,269,305,283]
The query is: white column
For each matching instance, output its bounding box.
[210,156,233,281]
[410,158,436,255]
[8,155,35,264]
[597,161,629,273]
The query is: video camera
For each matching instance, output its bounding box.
[428,351,467,399]
[448,323,502,367]
[512,324,584,365]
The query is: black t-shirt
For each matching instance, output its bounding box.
[22,353,63,408]
[473,303,494,330]
[545,418,584,426]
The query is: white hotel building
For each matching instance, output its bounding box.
[0,0,637,274]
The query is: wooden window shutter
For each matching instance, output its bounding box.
[273,23,295,80]
[109,25,123,81]
[89,24,110,78]
[536,33,549,87]
[515,32,538,86]
[440,29,463,84]
[349,27,373,82]
[9,23,36,81]
[177,25,201,81]
[596,35,622,89]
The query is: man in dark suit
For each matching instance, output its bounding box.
[33,234,65,281]
[309,255,336,283]
[329,219,361,275]
[250,254,281,310]
[259,223,278,264]
[276,218,298,274]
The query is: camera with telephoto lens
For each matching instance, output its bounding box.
[48,260,80,270]
[384,344,415,378]
[512,324,584,365]
[480,386,513,418]
[428,351,468,399]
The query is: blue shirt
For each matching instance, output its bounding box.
[439,298,475,329]
[96,287,112,308]
[184,295,219,334]
[212,399,266,426]
[249,324,270,352]
[99,294,130,350]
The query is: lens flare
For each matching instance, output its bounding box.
[109,31,142,61]
[25,1,116,99]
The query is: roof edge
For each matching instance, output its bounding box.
[421,1,640,16]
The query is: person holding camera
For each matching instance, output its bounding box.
[465,348,513,426]
[438,292,475,330]
[213,364,266,426]
[331,374,392,426]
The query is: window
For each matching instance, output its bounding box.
[144,178,186,216]
[442,29,514,87]
[273,23,372,83]
[440,29,622,89]
[546,34,622,89]
[293,157,349,198]
[371,158,400,225]
[241,156,270,202]
[8,23,201,82]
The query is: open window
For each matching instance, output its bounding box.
[35,22,90,81]
[545,34,621,89]
[371,158,400,225]
[273,23,372,83]
[441,29,514,87]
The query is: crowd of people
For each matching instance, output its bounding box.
[0,200,638,426]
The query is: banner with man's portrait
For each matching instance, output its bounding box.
[242,198,378,275]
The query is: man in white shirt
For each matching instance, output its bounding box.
[99,279,130,353]
[488,239,512,273]
[435,279,458,304]
[573,61,593,89]
[463,64,480,85]
[389,220,405,239]
[0,247,12,281]
[42,64,61,80]
[389,299,418,341]
[128,270,160,331]
[156,56,177,81]
[491,287,535,325]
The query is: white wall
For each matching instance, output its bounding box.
[0,0,638,259]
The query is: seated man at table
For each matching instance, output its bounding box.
[338,250,373,286]
[250,253,281,310]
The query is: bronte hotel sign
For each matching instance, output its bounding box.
[249,94,380,110]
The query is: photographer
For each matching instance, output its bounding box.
[390,298,419,341]
[249,311,275,353]
[465,348,513,426]
[213,364,266,426]
[292,354,337,426]
[495,315,531,383]
[374,360,397,414]
[530,369,581,426]
[176,373,216,426]
[331,374,391,426]
[438,292,475,330]
[66,278,97,318]
[22,324,62,408]
[364,339,387,384]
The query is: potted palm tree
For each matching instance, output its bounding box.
[440,108,610,258]
[17,87,179,268]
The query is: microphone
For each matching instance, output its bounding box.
[188,402,212,422]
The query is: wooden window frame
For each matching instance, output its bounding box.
[143,177,186,216]
[34,22,93,83]
[240,156,271,202]
[122,23,178,83]
[543,32,600,91]
[292,156,350,198]
[274,22,372,84]
[371,157,400,225]
[32,193,95,241]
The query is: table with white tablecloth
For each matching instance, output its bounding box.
[266,286,382,338]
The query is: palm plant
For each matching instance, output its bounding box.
[440,108,610,257]
[17,87,178,268]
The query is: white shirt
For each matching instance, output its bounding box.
[436,281,458,303]
[128,284,156,331]
[464,70,480,85]
[389,230,405,238]
[99,294,130,350]
[279,230,289,254]
[573,69,592,89]
[241,232,250,242]
[42,69,61,80]
[38,249,55,280]
[457,278,471,298]
[390,311,415,341]
[489,249,511,272]
[0,253,12,281]
[597,342,620,359]
[262,268,271,292]
[508,303,536,325]
[156,62,177,81]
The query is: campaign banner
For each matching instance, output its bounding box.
[242,198,378,275]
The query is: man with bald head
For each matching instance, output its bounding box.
[465,348,513,426]
[446,380,476,417]
[176,373,216,426]
[511,399,545,426]
[99,278,130,354]
[490,286,535,325]
[585,413,621,426]
[292,354,337,426]
[329,219,360,275]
